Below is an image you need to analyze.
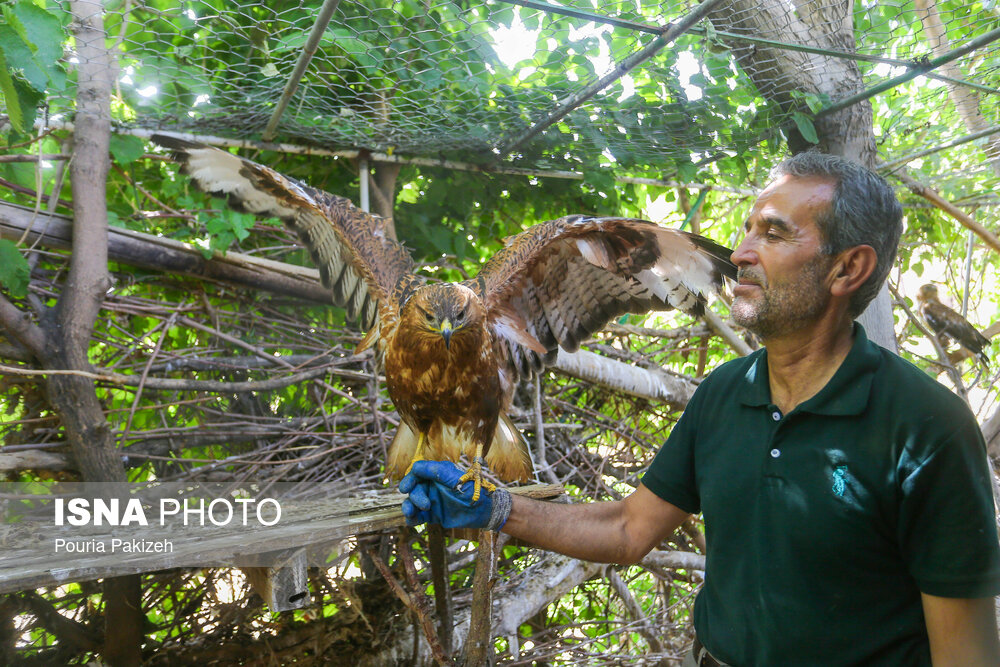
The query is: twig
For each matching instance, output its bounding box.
[364,543,451,666]
[463,530,497,666]
[427,524,455,655]
[605,565,665,655]
[895,171,1000,255]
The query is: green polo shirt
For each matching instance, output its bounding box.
[642,324,1000,666]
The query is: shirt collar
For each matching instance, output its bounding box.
[738,323,881,416]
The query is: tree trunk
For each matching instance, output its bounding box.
[58,3,144,664]
[912,0,1000,178]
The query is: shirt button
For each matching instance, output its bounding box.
[770,448,781,458]
[771,411,781,421]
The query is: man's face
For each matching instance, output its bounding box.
[730,174,837,340]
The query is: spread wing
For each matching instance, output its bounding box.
[473,215,735,381]
[152,135,417,331]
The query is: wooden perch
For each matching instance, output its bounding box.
[0,484,563,595]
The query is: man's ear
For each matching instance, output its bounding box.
[830,245,877,298]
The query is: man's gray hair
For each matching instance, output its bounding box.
[772,152,903,317]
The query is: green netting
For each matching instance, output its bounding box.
[84,0,998,188]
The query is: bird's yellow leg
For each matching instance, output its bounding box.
[459,442,497,502]
[404,432,426,476]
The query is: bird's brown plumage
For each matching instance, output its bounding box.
[153,134,736,495]
[916,283,990,368]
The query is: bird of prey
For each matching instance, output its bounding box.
[153,135,736,499]
[916,283,990,368]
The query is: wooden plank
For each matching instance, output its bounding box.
[0,485,563,593]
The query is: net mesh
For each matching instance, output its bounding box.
[76,0,999,194]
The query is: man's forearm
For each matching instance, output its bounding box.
[502,494,641,563]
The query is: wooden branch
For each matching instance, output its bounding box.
[426,524,454,655]
[0,293,46,358]
[641,549,706,571]
[463,530,498,666]
[553,348,697,408]
[0,484,563,594]
[0,176,73,210]
[605,566,664,654]
[680,517,707,554]
[0,201,332,304]
[0,362,331,393]
[364,544,450,666]
[0,450,72,473]
[0,153,71,163]
[894,171,1000,255]
[19,592,101,653]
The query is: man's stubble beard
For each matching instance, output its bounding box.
[732,256,833,340]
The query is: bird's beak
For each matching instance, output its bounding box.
[439,319,453,349]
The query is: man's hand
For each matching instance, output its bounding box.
[399,460,511,530]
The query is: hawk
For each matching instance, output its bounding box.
[153,135,736,499]
[916,283,990,368]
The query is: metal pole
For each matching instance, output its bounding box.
[498,0,726,156]
[962,227,974,317]
[815,26,1000,120]
[359,155,370,212]
[262,0,343,142]
[879,124,1000,172]
[497,0,667,35]
[492,0,998,95]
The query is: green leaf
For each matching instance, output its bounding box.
[0,23,46,91]
[0,49,23,132]
[791,111,819,144]
[109,134,146,165]
[0,71,43,138]
[0,240,30,297]
[9,2,64,67]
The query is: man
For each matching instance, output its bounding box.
[400,153,1000,665]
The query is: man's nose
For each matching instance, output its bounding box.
[730,236,756,267]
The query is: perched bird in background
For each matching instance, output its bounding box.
[916,283,991,368]
[153,135,736,499]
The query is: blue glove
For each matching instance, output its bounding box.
[399,460,511,531]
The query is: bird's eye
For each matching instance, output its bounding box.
[424,312,435,322]
[457,307,467,321]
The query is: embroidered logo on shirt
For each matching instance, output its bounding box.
[832,465,848,497]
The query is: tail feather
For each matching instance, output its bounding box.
[385,416,533,484]
[483,414,534,483]
[385,422,419,482]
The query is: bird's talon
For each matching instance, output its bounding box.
[457,458,496,502]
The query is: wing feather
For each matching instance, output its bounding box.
[924,302,990,361]
[152,134,416,330]
[476,216,734,382]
